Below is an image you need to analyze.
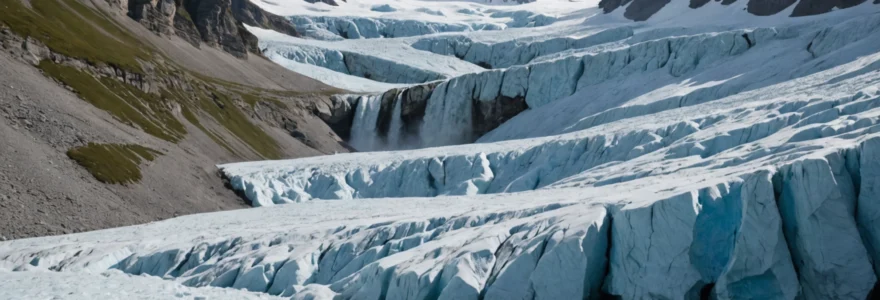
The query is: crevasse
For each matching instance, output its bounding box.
[7,141,880,299]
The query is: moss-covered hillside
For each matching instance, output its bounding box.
[0,0,336,183]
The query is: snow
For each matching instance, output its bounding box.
[4,1,880,299]
[249,25,484,86]
[249,0,878,94]
[0,269,285,300]
[265,52,408,92]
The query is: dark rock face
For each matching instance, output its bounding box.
[376,88,401,139]
[303,0,343,6]
[746,0,796,16]
[472,96,528,138]
[602,0,873,21]
[791,0,867,17]
[372,84,438,144]
[186,0,249,57]
[597,0,673,21]
[237,22,260,54]
[400,83,436,138]
[690,0,711,8]
[230,0,300,38]
[128,0,177,35]
[624,0,672,21]
[314,95,358,141]
[322,81,526,150]
[598,0,632,13]
[173,10,202,48]
[115,0,298,58]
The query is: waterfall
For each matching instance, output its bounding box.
[348,95,383,151]
[347,93,412,152]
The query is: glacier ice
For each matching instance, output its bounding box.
[288,11,557,41]
[411,27,634,69]
[339,26,784,151]
[289,16,504,41]
[605,173,799,300]
[8,132,880,299]
[259,43,446,84]
[5,2,880,300]
[340,13,880,152]
[776,154,876,299]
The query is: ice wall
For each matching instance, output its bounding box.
[290,16,504,40]
[411,27,634,69]
[260,44,447,84]
[340,14,880,151]
[148,142,880,299]
[289,12,557,41]
[9,145,880,299]
[338,27,776,151]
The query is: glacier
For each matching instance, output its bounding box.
[4,0,880,299]
[330,11,880,151]
[250,26,485,85]
[410,26,634,69]
[288,10,557,41]
[289,15,505,41]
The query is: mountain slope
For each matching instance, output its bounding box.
[0,0,350,239]
[3,0,880,299]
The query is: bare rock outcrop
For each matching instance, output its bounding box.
[111,0,298,58]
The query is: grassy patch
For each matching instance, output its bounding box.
[177,97,239,156]
[4,0,285,159]
[238,91,289,109]
[0,0,151,72]
[67,143,161,185]
[163,86,280,159]
[175,4,193,22]
[39,60,186,143]
[196,87,281,159]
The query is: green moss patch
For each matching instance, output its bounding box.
[3,0,285,159]
[175,3,193,22]
[39,61,186,143]
[0,0,151,72]
[40,59,281,158]
[162,86,281,159]
[238,91,289,109]
[195,87,281,159]
[178,99,239,156]
[67,143,161,185]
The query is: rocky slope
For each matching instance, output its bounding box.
[3,0,880,299]
[600,0,875,21]
[0,0,350,239]
[33,9,873,298]
[124,0,299,57]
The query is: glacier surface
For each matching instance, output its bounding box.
[4,0,880,299]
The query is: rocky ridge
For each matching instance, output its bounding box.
[0,0,349,239]
[122,0,299,57]
[600,0,876,21]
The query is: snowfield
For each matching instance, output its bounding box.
[4,0,880,299]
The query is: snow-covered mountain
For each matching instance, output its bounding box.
[4,0,880,299]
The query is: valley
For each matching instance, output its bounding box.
[1,0,880,299]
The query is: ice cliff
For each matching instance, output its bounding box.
[4,1,880,299]
[330,12,880,152]
[6,135,880,299]
[260,43,447,84]
[290,16,505,41]
[411,27,634,69]
[289,11,557,41]
[333,26,777,151]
